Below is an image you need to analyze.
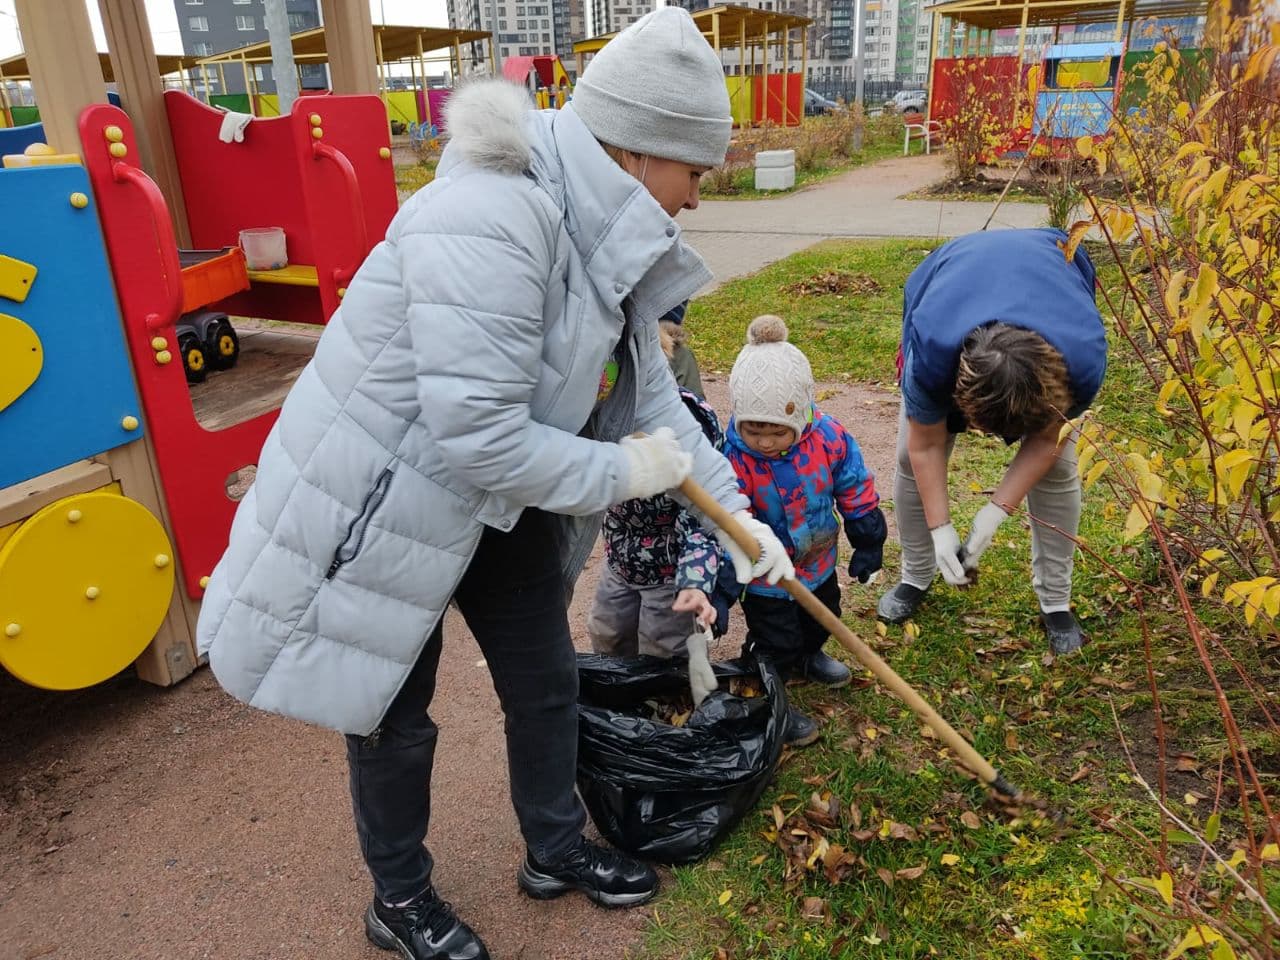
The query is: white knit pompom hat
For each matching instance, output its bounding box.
[729,315,815,438]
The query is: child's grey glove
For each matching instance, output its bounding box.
[619,427,693,500]
[686,628,717,708]
[930,523,971,586]
[961,502,1009,573]
[715,510,795,586]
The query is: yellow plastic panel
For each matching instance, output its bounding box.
[246,263,319,287]
[0,253,37,303]
[0,312,42,412]
[0,490,175,690]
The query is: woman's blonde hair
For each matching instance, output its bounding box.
[954,324,1073,438]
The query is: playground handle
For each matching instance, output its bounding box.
[311,141,370,268]
[678,475,1020,799]
[111,161,184,327]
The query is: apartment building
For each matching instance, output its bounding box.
[173,0,325,94]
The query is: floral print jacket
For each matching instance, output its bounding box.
[601,390,724,596]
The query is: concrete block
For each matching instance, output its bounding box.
[754,164,795,191]
[754,149,796,169]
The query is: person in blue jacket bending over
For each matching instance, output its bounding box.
[876,228,1107,655]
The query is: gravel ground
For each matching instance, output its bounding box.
[0,376,900,960]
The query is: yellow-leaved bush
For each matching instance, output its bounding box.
[1080,27,1280,632]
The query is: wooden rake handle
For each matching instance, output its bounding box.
[680,476,1019,798]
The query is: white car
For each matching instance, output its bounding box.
[887,90,927,114]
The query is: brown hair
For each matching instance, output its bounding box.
[953,323,1073,438]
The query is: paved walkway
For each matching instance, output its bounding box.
[682,153,1045,291]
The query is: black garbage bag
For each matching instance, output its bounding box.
[576,653,787,865]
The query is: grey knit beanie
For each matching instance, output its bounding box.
[571,6,732,168]
[730,316,815,439]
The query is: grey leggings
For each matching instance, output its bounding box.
[892,404,1081,611]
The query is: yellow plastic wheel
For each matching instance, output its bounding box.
[217,334,236,358]
[187,348,205,372]
[0,491,175,690]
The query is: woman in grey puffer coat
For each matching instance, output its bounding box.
[195,9,793,959]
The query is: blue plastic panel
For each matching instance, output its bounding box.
[1044,42,1125,60]
[1035,89,1114,139]
[0,165,143,488]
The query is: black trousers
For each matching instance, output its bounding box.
[741,573,841,674]
[345,509,585,904]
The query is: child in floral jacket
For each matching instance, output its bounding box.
[587,389,732,657]
[726,315,887,746]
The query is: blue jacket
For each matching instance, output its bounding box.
[725,409,884,598]
[901,228,1107,429]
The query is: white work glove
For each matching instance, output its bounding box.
[930,523,971,586]
[618,427,693,500]
[961,502,1009,572]
[715,510,795,586]
[686,627,717,708]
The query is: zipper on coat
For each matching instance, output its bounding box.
[326,468,394,580]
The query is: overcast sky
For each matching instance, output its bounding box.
[0,1,449,59]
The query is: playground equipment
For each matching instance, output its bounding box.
[503,55,574,109]
[574,4,812,128]
[0,0,398,693]
[1033,41,1126,151]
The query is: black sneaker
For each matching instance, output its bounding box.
[877,582,927,624]
[784,707,820,747]
[800,649,852,688]
[364,888,490,960]
[517,838,658,908]
[1041,610,1087,656]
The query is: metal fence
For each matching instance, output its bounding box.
[805,78,920,108]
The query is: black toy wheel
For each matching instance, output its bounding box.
[205,318,240,371]
[179,331,208,384]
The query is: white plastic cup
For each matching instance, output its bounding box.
[239,227,288,270]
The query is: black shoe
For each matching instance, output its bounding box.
[784,707,820,747]
[800,649,852,688]
[877,582,927,624]
[365,888,490,960]
[517,838,658,909]
[1041,610,1087,656]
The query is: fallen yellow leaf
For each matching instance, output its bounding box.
[1262,843,1280,860]
[717,889,733,906]
[940,853,961,866]
[1153,871,1174,907]
[1184,792,1199,806]
[1167,924,1226,960]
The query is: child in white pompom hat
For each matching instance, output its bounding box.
[724,315,888,748]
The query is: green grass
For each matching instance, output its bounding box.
[685,239,939,381]
[395,157,438,195]
[703,138,904,202]
[634,240,1268,959]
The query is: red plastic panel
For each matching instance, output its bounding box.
[928,56,1022,126]
[752,74,803,126]
[162,91,398,325]
[80,105,279,599]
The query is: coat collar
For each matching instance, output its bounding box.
[541,106,711,323]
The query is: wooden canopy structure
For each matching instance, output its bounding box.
[920,0,1212,130]
[573,4,812,80]
[924,0,1211,60]
[0,50,194,83]
[193,24,494,106]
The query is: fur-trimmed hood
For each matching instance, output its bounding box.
[436,80,712,324]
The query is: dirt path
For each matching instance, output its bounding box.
[0,377,900,960]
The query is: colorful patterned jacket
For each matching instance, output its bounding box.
[601,390,724,598]
[725,408,886,598]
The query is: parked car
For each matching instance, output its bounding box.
[886,89,927,114]
[804,88,839,116]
